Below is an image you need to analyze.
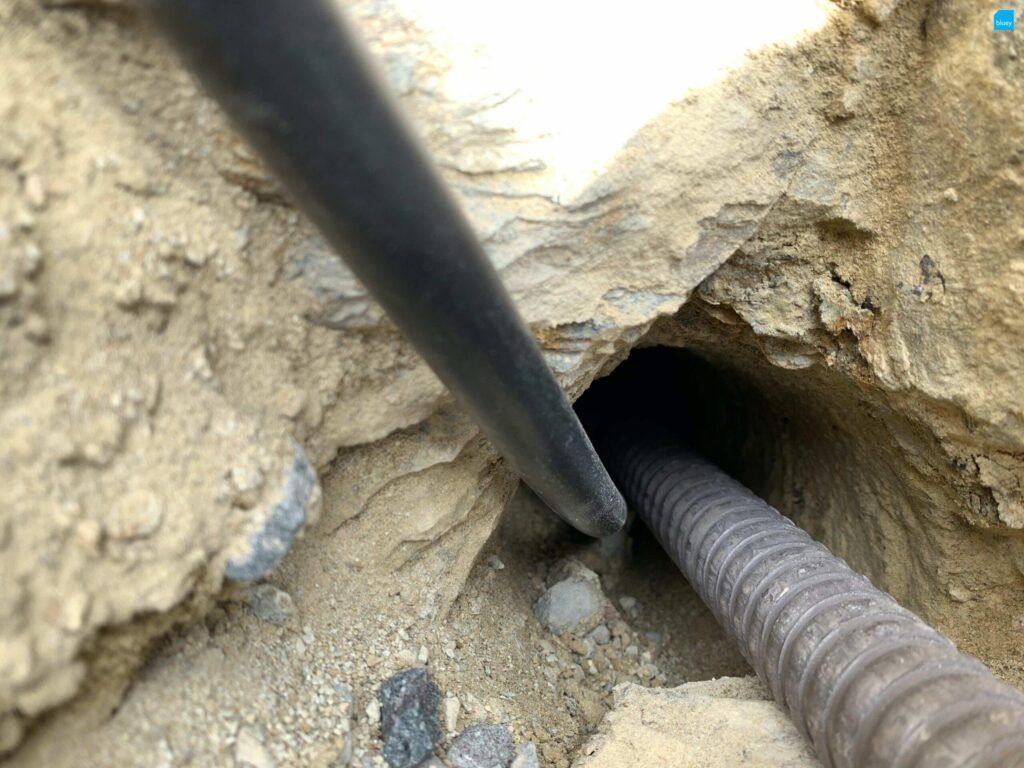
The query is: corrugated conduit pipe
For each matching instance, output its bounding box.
[600,427,1024,768]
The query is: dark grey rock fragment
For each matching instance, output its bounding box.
[379,668,442,768]
[286,238,382,330]
[448,723,515,768]
[226,446,319,582]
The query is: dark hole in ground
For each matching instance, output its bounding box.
[575,344,781,497]
[549,343,816,683]
[566,342,961,682]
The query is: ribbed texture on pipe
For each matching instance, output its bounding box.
[605,432,1024,768]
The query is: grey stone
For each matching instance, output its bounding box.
[287,239,382,330]
[379,668,442,768]
[243,583,295,626]
[510,742,539,768]
[335,682,354,765]
[448,724,515,768]
[533,567,606,636]
[336,733,352,766]
[226,447,319,582]
[588,625,611,645]
[334,681,355,707]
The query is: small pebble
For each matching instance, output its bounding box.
[22,242,42,275]
[129,206,146,233]
[366,699,382,726]
[0,272,18,300]
[379,668,442,768]
[243,584,295,626]
[23,175,45,209]
[533,565,606,636]
[510,742,539,768]
[444,696,460,733]
[588,625,611,645]
[235,725,275,768]
[338,734,353,766]
[448,723,515,768]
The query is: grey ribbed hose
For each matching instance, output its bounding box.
[605,432,1024,768]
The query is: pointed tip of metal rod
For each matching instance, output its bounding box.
[593,493,629,539]
[531,476,626,539]
[572,489,629,539]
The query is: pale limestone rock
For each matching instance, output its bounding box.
[574,678,818,768]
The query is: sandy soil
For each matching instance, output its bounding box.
[3,0,1024,764]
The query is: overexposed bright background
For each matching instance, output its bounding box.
[392,0,835,199]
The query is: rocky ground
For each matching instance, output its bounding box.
[11,487,750,767]
[3,0,1024,764]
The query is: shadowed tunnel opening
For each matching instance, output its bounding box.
[560,342,904,682]
[575,345,783,498]
[572,346,1024,767]
[568,339,1024,692]
[572,341,925,618]
[574,343,897,598]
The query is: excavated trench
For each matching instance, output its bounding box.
[570,335,1024,690]
[6,0,1024,763]
[573,342,1024,767]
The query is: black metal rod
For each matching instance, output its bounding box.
[144,0,626,537]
